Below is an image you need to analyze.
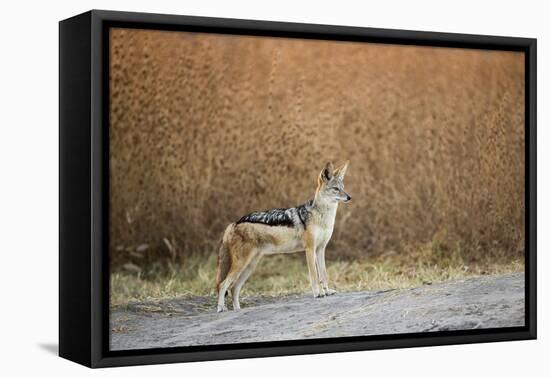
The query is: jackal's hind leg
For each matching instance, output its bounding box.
[217,271,238,312]
[231,254,261,310]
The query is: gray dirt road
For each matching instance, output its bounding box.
[110,273,524,351]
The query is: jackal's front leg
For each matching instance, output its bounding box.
[305,247,323,298]
[316,247,336,296]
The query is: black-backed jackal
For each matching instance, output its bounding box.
[215,161,351,312]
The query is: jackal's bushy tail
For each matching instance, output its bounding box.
[215,223,235,293]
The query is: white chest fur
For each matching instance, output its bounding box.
[311,203,338,247]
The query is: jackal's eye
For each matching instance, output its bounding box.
[331,187,339,192]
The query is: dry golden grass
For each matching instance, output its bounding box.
[109,29,525,283]
[111,242,523,307]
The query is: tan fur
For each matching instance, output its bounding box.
[215,161,350,312]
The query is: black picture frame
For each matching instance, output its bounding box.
[59,9,537,368]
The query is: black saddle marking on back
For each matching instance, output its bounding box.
[236,208,294,228]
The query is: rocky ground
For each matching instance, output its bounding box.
[110,272,524,351]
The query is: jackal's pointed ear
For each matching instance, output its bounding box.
[319,162,334,184]
[334,160,350,179]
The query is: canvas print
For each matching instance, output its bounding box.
[108,28,525,351]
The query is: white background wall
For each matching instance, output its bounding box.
[0,0,546,376]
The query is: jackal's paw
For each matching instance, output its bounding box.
[217,305,228,313]
[325,288,337,296]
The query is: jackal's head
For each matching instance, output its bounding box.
[316,161,351,204]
